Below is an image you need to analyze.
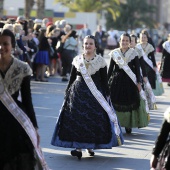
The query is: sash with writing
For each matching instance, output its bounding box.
[111,50,149,113]
[77,55,122,145]
[0,75,49,170]
[163,41,170,54]
[136,44,163,85]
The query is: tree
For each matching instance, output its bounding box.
[106,0,156,30]
[54,0,120,20]
[37,0,45,19]
[0,0,4,18]
[24,0,35,19]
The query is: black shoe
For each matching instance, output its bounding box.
[62,77,68,82]
[86,150,95,156]
[125,127,132,134]
[71,150,82,160]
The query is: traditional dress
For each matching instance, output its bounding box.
[136,43,164,96]
[134,47,156,110]
[51,54,124,149]
[160,40,170,82]
[0,57,38,169]
[108,48,149,128]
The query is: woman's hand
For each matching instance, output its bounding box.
[143,77,148,83]
[137,83,141,92]
[150,154,158,169]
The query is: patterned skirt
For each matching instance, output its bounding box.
[51,76,124,149]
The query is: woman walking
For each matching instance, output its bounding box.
[51,35,123,159]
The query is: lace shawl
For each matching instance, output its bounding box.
[109,48,138,64]
[3,56,32,95]
[72,54,107,75]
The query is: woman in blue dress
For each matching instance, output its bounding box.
[51,35,124,160]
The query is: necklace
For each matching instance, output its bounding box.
[83,54,96,68]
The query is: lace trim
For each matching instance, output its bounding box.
[134,47,142,58]
[109,48,137,64]
[72,54,107,75]
[138,43,154,55]
[162,41,170,54]
[3,56,32,95]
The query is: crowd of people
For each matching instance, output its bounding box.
[0,15,170,169]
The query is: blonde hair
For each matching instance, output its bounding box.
[3,24,14,32]
[13,23,23,33]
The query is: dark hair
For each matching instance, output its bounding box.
[69,30,78,38]
[130,34,137,43]
[120,33,131,42]
[0,29,15,48]
[140,30,149,39]
[84,35,98,48]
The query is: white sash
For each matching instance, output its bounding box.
[0,75,49,170]
[136,44,154,69]
[112,50,149,113]
[136,44,163,84]
[163,41,170,54]
[77,55,122,145]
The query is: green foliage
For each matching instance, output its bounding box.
[106,0,156,30]
[54,0,120,18]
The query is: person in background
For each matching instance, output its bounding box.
[94,25,108,57]
[60,30,78,81]
[79,23,91,43]
[108,33,149,134]
[34,28,50,82]
[160,33,170,86]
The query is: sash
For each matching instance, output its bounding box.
[111,50,149,113]
[163,41,170,54]
[136,44,154,69]
[0,75,49,170]
[77,55,122,145]
[136,44,163,84]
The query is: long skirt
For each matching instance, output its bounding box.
[51,76,124,149]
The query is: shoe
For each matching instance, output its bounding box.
[125,127,132,134]
[35,78,40,81]
[71,150,82,160]
[40,79,48,82]
[62,77,68,82]
[167,83,170,86]
[86,149,95,156]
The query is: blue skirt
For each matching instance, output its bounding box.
[51,119,124,149]
[34,51,49,65]
[51,76,124,149]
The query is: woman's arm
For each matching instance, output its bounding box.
[21,75,38,128]
[65,65,77,92]
[100,66,110,96]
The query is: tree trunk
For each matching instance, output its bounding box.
[0,0,4,18]
[24,0,35,19]
[37,0,45,19]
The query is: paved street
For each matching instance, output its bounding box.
[31,51,170,170]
